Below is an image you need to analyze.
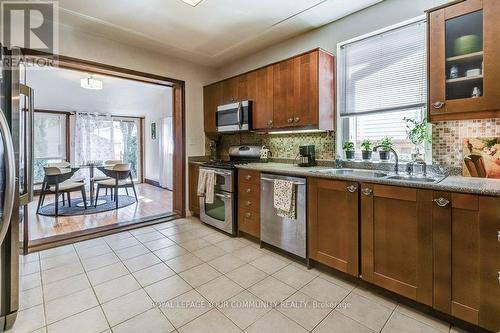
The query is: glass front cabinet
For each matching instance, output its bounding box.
[428,0,500,120]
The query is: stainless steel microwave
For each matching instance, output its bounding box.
[216,100,252,133]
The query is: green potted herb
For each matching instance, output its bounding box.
[361,139,373,160]
[343,141,355,160]
[378,136,393,161]
[404,117,432,160]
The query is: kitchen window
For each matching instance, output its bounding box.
[337,17,429,161]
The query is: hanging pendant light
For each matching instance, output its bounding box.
[80,75,103,90]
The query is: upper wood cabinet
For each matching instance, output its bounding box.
[361,183,433,306]
[428,0,500,121]
[308,178,359,276]
[202,48,335,133]
[203,82,222,134]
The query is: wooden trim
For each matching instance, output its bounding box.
[140,118,145,183]
[425,0,465,13]
[144,178,161,188]
[172,84,186,217]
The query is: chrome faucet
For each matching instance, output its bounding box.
[407,160,427,176]
[373,145,399,173]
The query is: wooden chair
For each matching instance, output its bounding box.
[95,163,138,209]
[37,166,87,216]
[94,160,123,196]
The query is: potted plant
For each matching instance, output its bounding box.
[343,141,355,160]
[378,136,393,161]
[361,139,373,160]
[404,117,432,160]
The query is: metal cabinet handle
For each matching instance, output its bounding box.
[432,101,445,109]
[20,83,35,203]
[245,212,252,218]
[498,271,500,284]
[287,118,293,123]
[268,120,273,128]
[245,175,251,180]
[0,110,16,244]
[294,117,300,123]
[347,185,358,193]
[497,231,500,242]
[245,201,252,206]
[433,197,450,207]
[361,188,372,196]
[246,188,251,193]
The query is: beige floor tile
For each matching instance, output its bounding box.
[20,272,42,291]
[179,263,221,287]
[101,289,152,327]
[145,275,193,302]
[245,309,308,333]
[5,304,45,333]
[73,237,107,250]
[20,260,40,276]
[129,226,156,236]
[318,272,357,291]
[169,231,201,244]
[76,243,112,260]
[122,252,161,272]
[203,231,231,244]
[143,237,175,251]
[112,308,175,333]
[231,246,265,263]
[45,288,98,324]
[43,273,90,302]
[208,254,245,274]
[41,262,84,284]
[250,255,289,275]
[161,289,213,328]
[154,244,188,261]
[81,252,120,272]
[352,287,397,310]
[382,311,445,333]
[226,264,268,288]
[312,311,375,333]
[105,236,140,251]
[273,265,317,289]
[449,326,473,333]
[46,306,109,333]
[395,304,450,332]
[219,290,271,330]
[196,276,243,303]
[40,252,80,271]
[192,245,227,262]
[19,286,43,311]
[178,309,240,333]
[103,231,133,242]
[132,262,176,287]
[165,253,203,273]
[300,277,350,304]
[20,252,40,264]
[87,262,129,286]
[180,238,211,252]
[336,292,393,332]
[248,276,295,304]
[278,291,334,331]
[134,230,165,243]
[39,244,75,259]
[115,244,150,261]
[215,238,247,252]
[93,274,141,303]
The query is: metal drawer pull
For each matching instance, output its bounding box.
[346,185,358,193]
[361,188,372,196]
[246,188,251,193]
[432,101,445,109]
[433,197,450,207]
[497,231,500,242]
[245,201,252,206]
[287,118,293,123]
[245,175,252,180]
[245,212,252,218]
[261,177,306,186]
[294,117,300,123]
[498,272,500,284]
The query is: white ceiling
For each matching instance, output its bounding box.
[26,66,172,116]
[57,0,382,67]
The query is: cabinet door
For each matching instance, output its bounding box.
[247,67,274,130]
[273,59,296,128]
[188,163,200,216]
[428,0,500,119]
[292,51,318,127]
[221,77,239,104]
[361,184,433,305]
[308,178,359,276]
[203,83,222,134]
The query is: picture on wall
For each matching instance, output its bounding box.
[462,137,500,178]
[151,122,157,140]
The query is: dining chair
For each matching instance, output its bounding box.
[94,160,123,196]
[95,163,138,209]
[37,166,87,216]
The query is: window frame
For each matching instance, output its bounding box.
[335,15,431,162]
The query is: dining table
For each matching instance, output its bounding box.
[76,162,107,207]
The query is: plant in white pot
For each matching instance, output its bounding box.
[343,141,355,160]
[361,139,373,161]
[404,117,432,160]
[378,136,393,161]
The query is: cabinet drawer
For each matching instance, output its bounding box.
[238,208,260,238]
[238,170,260,185]
[238,196,260,213]
[238,183,260,201]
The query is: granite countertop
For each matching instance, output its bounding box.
[235,162,500,197]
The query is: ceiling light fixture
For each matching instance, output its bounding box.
[80,75,103,90]
[180,0,203,7]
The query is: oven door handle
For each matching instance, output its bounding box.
[0,109,16,244]
[215,193,231,199]
[261,177,305,186]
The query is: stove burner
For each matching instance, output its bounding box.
[202,159,258,169]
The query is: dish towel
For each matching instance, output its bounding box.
[197,169,216,204]
[273,179,296,219]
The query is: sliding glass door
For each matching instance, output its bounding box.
[112,117,141,180]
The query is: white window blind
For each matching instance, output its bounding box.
[339,19,427,117]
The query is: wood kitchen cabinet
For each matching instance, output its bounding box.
[360,183,433,306]
[308,178,359,276]
[246,67,274,129]
[433,192,500,332]
[188,163,200,216]
[237,169,261,238]
[203,82,222,134]
[427,0,500,121]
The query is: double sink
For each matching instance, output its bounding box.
[310,168,445,183]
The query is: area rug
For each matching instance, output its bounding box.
[37,195,137,216]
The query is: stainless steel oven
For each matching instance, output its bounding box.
[216,100,252,133]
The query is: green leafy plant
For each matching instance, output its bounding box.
[361,139,373,152]
[404,117,432,146]
[343,141,355,151]
[379,136,393,152]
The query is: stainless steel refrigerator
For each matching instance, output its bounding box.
[0,45,35,331]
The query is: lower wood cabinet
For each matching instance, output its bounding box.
[308,178,359,276]
[188,163,200,216]
[360,183,433,306]
[237,170,261,238]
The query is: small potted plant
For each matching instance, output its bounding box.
[361,139,373,161]
[404,117,432,160]
[378,136,393,161]
[343,141,355,160]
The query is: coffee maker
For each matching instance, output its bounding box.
[298,145,317,167]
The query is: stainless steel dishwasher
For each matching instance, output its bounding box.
[260,173,307,259]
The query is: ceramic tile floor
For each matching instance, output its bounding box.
[12,217,472,333]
